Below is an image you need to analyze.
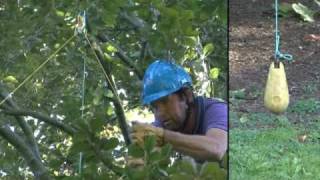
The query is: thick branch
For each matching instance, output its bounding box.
[119,11,145,29]
[119,10,155,59]
[0,124,51,180]
[87,37,131,145]
[0,84,19,109]
[139,40,147,61]
[0,84,41,160]
[15,116,41,160]
[3,109,76,135]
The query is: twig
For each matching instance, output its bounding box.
[3,109,77,135]
[0,124,51,180]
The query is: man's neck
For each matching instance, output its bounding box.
[181,104,197,134]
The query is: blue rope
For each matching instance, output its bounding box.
[76,10,87,176]
[274,0,293,61]
[79,152,83,175]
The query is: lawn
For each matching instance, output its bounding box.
[230,116,320,180]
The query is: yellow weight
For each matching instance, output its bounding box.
[264,62,289,114]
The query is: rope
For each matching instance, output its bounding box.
[75,10,88,176]
[84,34,123,107]
[0,34,75,107]
[78,152,83,175]
[81,57,86,118]
[274,0,293,61]
[74,10,119,104]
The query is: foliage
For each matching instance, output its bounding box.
[0,0,227,178]
[292,3,315,22]
[125,135,227,180]
[279,2,319,22]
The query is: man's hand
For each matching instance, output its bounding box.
[131,123,164,147]
[126,155,144,169]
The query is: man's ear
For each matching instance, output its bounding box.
[182,88,194,104]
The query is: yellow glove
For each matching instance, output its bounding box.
[126,155,144,169]
[131,123,164,147]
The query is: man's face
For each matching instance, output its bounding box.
[151,93,188,131]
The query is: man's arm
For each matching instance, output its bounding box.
[164,128,227,161]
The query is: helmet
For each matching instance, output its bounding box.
[142,60,192,105]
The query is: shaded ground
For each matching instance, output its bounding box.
[229,2,320,179]
[229,0,320,116]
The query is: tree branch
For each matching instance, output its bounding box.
[0,83,41,160]
[96,33,143,80]
[86,36,131,145]
[0,124,51,180]
[119,10,156,59]
[139,40,147,61]
[3,109,76,135]
[119,11,145,29]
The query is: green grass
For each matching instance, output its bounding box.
[230,93,320,180]
[230,125,320,180]
[288,98,320,113]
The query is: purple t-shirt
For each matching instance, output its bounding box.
[152,98,228,135]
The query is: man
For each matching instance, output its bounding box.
[131,60,227,162]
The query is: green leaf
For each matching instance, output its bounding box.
[3,75,18,84]
[104,89,114,98]
[230,89,246,99]
[221,153,228,169]
[55,10,65,17]
[216,3,227,25]
[279,3,293,17]
[144,135,156,154]
[129,169,148,180]
[149,150,161,162]
[170,173,193,180]
[160,144,172,158]
[240,115,249,123]
[203,43,214,57]
[292,3,315,22]
[209,68,220,80]
[128,144,144,158]
[70,139,91,153]
[106,106,114,116]
[199,162,227,180]
[93,87,103,105]
[179,159,197,176]
[90,117,105,132]
[102,137,119,151]
[105,43,118,53]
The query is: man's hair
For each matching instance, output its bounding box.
[174,85,194,102]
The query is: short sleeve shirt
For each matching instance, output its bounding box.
[152,97,228,135]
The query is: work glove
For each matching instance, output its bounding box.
[131,122,164,147]
[126,155,145,169]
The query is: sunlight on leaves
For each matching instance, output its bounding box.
[292,3,315,22]
[203,43,214,57]
[209,67,220,80]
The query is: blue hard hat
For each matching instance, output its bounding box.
[142,60,192,105]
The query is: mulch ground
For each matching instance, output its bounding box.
[229,0,320,113]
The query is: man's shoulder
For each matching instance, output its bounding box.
[202,97,227,109]
[200,97,228,132]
